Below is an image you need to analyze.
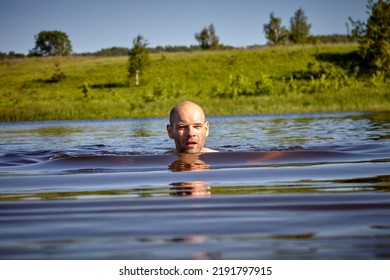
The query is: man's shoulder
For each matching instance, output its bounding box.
[201,148,218,153]
[166,148,218,154]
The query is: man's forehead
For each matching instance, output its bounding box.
[174,110,205,123]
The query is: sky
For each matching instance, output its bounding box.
[0,0,369,54]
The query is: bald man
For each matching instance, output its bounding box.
[167,101,218,154]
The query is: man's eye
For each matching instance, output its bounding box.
[194,125,203,129]
[177,126,186,130]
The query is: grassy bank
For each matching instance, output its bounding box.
[1,43,389,121]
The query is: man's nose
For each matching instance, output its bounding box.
[188,125,196,136]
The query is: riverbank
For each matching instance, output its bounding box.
[1,43,389,121]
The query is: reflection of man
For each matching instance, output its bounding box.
[167,101,218,154]
[170,181,211,196]
[168,153,211,196]
[169,153,209,171]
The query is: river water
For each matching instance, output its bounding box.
[0,111,389,259]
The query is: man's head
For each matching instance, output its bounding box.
[167,101,210,154]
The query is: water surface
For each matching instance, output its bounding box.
[0,111,389,259]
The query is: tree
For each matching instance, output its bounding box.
[289,8,311,44]
[30,30,72,56]
[263,12,289,44]
[195,24,220,50]
[349,0,390,76]
[128,35,150,86]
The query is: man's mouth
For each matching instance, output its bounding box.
[186,141,197,148]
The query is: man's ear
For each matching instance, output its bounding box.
[205,121,209,137]
[167,124,174,139]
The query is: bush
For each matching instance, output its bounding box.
[349,0,390,77]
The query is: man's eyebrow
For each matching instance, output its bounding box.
[176,122,204,126]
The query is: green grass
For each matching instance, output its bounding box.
[1,43,389,122]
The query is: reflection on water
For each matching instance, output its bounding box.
[169,154,211,196]
[169,153,210,172]
[0,111,389,260]
[170,181,211,197]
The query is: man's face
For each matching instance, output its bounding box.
[167,107,209,153]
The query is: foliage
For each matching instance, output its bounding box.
[0,51,25,59]
[349,0,390,77]
[49,62,66,83]
[30,30,72,56]
[309,34,354,44]
[289,8,311,44]
[128,35,151,85]
[263,12,289,45]
[152,45,201,53]
[94,47,130,57]
[195,24,220,50]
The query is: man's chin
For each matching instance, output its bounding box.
[184,149,201,154]
[182,146,202,154]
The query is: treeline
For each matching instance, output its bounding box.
[0,51,25,59]
[0,34,351,59]
[80,44,236,57]
[78,45,203,57]
[309,34,355,44]
[61,34,355,57]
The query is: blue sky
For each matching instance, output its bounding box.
[0,0,369,54]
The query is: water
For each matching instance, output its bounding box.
[0,111,389,259]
